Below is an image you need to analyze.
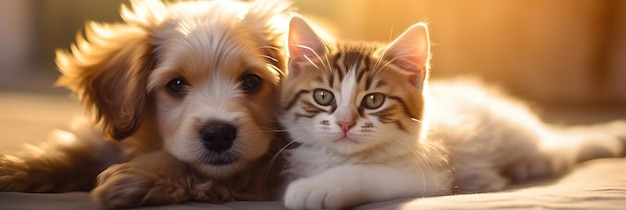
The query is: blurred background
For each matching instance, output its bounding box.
[2,0,626,102]
[0,0,625,130]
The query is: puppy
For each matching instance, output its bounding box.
[0,0,290,208]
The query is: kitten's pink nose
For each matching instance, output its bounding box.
[336,121,356,132]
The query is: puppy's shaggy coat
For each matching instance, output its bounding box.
[0,0,291,208]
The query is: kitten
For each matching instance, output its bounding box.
[279,16,626,209]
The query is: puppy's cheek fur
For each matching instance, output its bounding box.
[234,85,277,161]
[148,93,203,176]
[249,84,280,126]
[153,92,192,161]
[234,118,272,160]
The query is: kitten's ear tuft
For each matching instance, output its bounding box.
[288,16,325,76]
[385,23,430,85]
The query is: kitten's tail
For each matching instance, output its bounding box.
[546,120,626,164]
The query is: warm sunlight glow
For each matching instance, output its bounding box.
[295,0,624,105]
[52,129,76,145]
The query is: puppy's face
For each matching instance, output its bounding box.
[56,0,288,178]
[146,5,284,177]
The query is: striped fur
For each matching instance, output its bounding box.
[281,16,626,210]
[279,17,451,210]
[281,42,425,136]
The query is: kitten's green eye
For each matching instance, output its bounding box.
[362,93,385,109]
[313,89,335,106]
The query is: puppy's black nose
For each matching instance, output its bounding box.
[200,121,237,152]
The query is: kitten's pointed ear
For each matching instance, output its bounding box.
[385,23,430,85]
[288,16,325,76]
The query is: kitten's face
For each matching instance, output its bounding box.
[280,17,431,155]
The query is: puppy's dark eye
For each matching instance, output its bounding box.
[240,74,262,93]
[166,78,188,97]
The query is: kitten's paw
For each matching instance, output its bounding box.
[504,151,569,182]
[284,179,346,209]
[506,155,549,182]
[455,170,508,193]
[92,162,189,208]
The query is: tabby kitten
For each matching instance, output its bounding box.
[279,16,626,209]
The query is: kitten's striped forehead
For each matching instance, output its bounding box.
[326,43,384,90]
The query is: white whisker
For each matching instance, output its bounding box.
[294,44,327,72]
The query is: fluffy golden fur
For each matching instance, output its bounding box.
[0,0,291,208]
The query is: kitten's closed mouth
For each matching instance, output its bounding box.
[334,137,359,144]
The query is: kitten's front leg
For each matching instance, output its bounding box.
[284,164,452,209]
[92,151,192,208]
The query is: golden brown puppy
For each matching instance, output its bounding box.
[0,0,290,208]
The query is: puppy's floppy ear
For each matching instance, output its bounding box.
[55,22,153,140]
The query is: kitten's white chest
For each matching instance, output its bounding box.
[286,146,343,177]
